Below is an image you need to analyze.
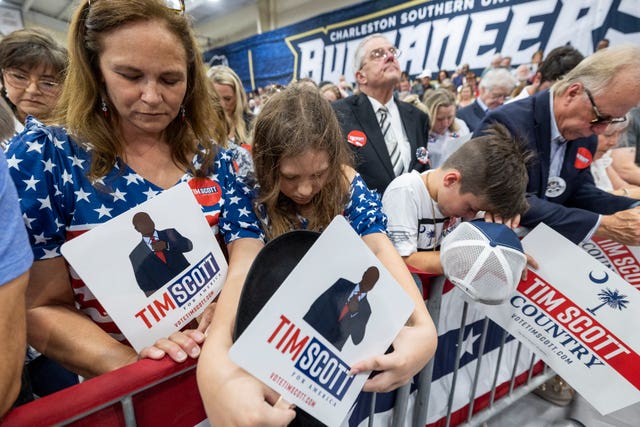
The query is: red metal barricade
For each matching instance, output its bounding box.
[2,357,205,427]
[2,267,549,427]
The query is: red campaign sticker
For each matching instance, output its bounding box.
[188,177,222,207]
[575,147,593,169]
[347,130,367,147]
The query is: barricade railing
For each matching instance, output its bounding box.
[3,270,550,427]
[1,357,206,427]
[393,270,553,427]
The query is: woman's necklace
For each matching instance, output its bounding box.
[425,172,438,250]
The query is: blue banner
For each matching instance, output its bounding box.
[203,0,640,92]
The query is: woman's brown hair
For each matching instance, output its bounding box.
[55,0,221,179]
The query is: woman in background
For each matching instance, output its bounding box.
[436,69,449,87]
[0,28,67,148]
[207,65,253,150]
[456,83,475,109]
[424,88,471,168]
[592,123,640,198]
[319,83,343,102]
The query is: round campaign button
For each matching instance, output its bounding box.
[188,177,222,207]
[575,147,593,169]
[416,146,430,165]
[347,130,367,147]
[545,176,567,198]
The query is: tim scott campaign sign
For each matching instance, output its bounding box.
[484,223,640,415]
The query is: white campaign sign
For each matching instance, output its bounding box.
[230,215,414,426]
[483,223,640,415]
[61,183,227,352]
[581,236,640,292]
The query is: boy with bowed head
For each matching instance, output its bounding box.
[5,0,264,381]
[197,84,438,426]
[382,123,534,274]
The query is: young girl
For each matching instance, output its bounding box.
[252,84,385,240]
[198,84,438,426]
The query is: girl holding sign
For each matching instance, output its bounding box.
[198,84,437,426]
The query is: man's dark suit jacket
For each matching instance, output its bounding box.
[332,93,430,194]
[129,229,193,293]
[475,90,636,244]
[456,99,486,132]
[303,278,372,351]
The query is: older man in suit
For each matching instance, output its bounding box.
[332,34,430,194]
[457,68,517,132]
[475,45,640,246]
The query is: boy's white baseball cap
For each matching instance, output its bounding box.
[440,220,527,305]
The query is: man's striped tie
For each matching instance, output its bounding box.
[378,106,404,176]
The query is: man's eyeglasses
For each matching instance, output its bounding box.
[87,0,185,14]
[2,70,60,96]
[584,87,627,126]
[367,47,402,62]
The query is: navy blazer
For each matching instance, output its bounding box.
[475,90,636,244]
[332,93,430,194]
[129,228,193,293]
[303,278,372,351]
[456,99,486,133]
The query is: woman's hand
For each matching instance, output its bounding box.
[139,300,218,362]
[139,329,205,362]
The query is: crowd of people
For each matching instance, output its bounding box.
[1,0,639,425]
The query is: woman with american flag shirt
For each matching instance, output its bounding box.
[5,0,264,383]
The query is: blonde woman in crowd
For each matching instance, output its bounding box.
[424,88,471,168]
[320,83,344,102]
[456,83,475,108]
[400,93,429,114]
[207,65,253,149]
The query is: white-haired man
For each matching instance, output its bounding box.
[476,45,640,246]
[332,34,430,194]
[456,68,517,132]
